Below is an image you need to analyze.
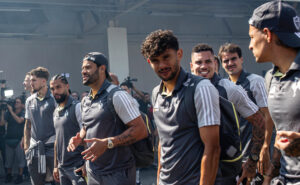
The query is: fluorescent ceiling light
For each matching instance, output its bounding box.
[0,8,31,12]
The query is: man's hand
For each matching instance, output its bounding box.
[67,132,83,152]
[275,131,300,156]
[237,159,257,185]
[7,104,13,113]
[75,163,87,177]
[81,138,108,162]
[53,167,60,182]
[258,146,271,175]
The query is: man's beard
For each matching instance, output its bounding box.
[158,60,180,81]
[55,93,67,104]
[83,70,99,86]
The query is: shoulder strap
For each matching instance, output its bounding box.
[107,86,124,117]
[184,74,205,123]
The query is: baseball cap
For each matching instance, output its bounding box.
[249,1,300,48]
[83,52,112,81]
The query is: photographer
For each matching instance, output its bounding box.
[0,97,26,184]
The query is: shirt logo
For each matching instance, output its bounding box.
[293,16,300,31]
[291,77,300,97]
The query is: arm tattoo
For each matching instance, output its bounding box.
[115,127,137,146]
[285,138,300,157]
[246,112,265,155]
[266,148,281,177]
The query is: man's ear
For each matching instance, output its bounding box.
[263,28,272,43]
[177,49,183,59]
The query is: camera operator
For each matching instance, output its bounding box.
[0,97,26,184]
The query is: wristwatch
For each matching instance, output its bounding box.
[249,153,259,162]
[107,138,114,149]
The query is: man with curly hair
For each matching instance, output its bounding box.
[141,29,221,185]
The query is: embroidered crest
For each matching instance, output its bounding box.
[293,16,300,30]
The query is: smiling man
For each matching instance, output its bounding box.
[141,30,221,185]
[67,52,147,185]
[190,43,267,184]
[248,1,300,184]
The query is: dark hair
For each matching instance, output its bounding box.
[192,43,214,55]
[15,96,25,105]
[141,29,179,59]
[218,43,242,62]
[120,82,129,88]
[50,74,69,84]
[30,67,50,81]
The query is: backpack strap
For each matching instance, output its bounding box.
[183,74,205,123]
[211,73,228,99]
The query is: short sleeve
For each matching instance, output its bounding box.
[220,79,259,118]
[194,80,220,128]
[75,103,83,129]
[25,98,30,119]
[112,91,141,124]
[250,76,268,108]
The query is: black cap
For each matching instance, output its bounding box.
[249,1,300,48]
[83,52,112,81]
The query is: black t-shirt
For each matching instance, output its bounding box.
[5,110,25,141]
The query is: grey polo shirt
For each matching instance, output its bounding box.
[268,51,300,179]
[152,69,220,185]
[81,80,140,175]
[53,96,84,168]
[211,74,258,118]
[232,70,268,157]
[25,89,56,147]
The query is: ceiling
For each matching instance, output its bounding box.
[0,0,298,39]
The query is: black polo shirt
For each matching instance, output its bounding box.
[268,51,300,179]
[53,96,84,168]
[81,80,140,175]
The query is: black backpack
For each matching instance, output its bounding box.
[175,74,242,162]
[107,86,155,168]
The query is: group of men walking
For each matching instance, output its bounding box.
[19,1,300,185]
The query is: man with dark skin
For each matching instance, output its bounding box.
[248,1,300,184]
[67,52,147,185]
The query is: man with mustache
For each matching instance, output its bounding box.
[248,1,300,184]
[218,43,274,181]
[68,52,147,185]
[50,74,86,185]
[141,30,221,185]
[190,43,270,184]
[24,67,57,185]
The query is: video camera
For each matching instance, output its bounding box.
[122,76,138,89]
[0,77,14,111]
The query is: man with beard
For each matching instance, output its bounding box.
[248,1,300,184]
[50,74,86,185]
[24,67,57,185]
[141,30,221,185]
[67,52,147,185]
[190,43,268,184]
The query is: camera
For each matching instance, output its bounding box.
[0,99,15,111]
[122,76,138,88]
